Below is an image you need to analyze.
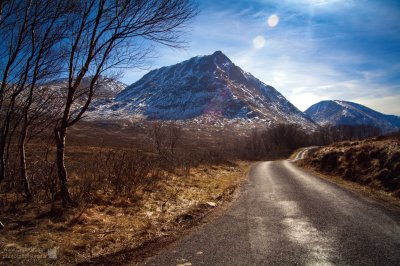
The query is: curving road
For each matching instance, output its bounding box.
[291,147,320,161]
[143,160,400,266]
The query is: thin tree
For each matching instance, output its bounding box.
[0,0,69,188]
[0,0,34,183]
[167,123,184,156]
[18,1,70,202]
[53,0,197,206]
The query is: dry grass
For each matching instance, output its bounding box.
[0,120,251,265]
[0,157,249,265]
[298,132,400,202]
[298,163,400,209]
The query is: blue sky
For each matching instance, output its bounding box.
[122,0,400,115]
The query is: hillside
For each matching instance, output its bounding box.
[48,76,126,100]
[305,100,400,132]
[301,133,400,197]
[90,51,316,129]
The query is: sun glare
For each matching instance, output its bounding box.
[268,14,279,28]
[253,35,266,49]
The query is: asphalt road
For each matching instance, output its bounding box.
[292,147,320,161]
[143,160,400,266]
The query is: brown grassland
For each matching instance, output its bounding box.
[2,120,399,265]
[298,132,400,205]
[0,122,250,265]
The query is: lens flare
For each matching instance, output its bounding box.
[268,14,279,28]
[253,35,266,49]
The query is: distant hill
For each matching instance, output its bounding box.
[49,77,127,100]
[91,51,316,128]
[305,100,400,132]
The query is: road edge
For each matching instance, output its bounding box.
[77,162,255,265]
[294,161,400,211]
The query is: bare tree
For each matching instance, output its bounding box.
[0,0,35,183]
[167,122,184,156]
[18,2,70,202]
[0,0,69,192]
[150,122,167,156]
[149,122,184,158]
[52,0,197,206]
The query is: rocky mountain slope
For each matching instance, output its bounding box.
[91,51,316,128]
[49,77,126,100]
[305,100,400,132]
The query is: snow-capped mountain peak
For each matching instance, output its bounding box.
[91,51,316,128]
[305,100,400,132]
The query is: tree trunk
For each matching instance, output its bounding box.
[0,136,6,182]
[18,123,32,202]
[55,127,73,207]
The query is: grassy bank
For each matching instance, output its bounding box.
[299,133,400,201]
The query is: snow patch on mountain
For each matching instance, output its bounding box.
[90,51,316,129]
[305,100,400,132]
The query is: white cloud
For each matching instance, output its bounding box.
[119,1,400,116]
[230,50,400,114]
[289,92,329,111]
[353,95,400,115]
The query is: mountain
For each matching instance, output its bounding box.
[92,51,316,128]
[49,76,126,100]
[305,100,400,132]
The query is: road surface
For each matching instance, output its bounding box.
[291,147,320,161]
[143,160,400,265]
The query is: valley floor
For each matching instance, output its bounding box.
[143,160,400,265]
[2,122,399,265]
[0,160,250,265]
